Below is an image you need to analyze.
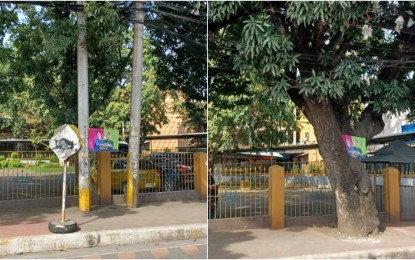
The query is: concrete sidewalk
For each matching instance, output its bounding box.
[208,221,415,259]
[0,200,207,257]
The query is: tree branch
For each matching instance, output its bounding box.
[353,105,385,141]
[208,4,264,32]
[312,21,328,51]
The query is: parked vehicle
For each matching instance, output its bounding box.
[144,152,194,190]
[208,171,219,219]
[160,159,180,191]
[91,158,160,194]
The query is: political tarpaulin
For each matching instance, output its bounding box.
[88,128,119,152]
[342,135,367,160]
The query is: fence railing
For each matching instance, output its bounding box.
[93,152,195,195]
[0,151,198,201]
[0,162,78,201]
[282,161,335,218]
[211,164,269,219]
[210,161,394,220]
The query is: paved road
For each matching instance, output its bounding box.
[3,238,207,259]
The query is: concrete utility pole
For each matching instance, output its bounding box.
[127,1,144,208]
[77,1,90,212]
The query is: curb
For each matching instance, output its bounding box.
[283,246,415,259]
[0,223,207,256]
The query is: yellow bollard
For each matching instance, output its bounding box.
[383,167,400,222]
[97,152,112,205]
[269,165,285,228]
[194,153,207,199]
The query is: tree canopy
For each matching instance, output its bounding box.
[209,1,415,236]
[0,1,207,141]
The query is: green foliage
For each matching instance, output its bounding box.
[209,1,242,22]
[209,1,415,152]
[0,155,6,168]
[35,153,44,160]
[10,160,23,168]
[42,162,61,168]
[208,83,299,152]
[146,1,207,131]
[1,1,206,141]
[34,153,47,166]
[286,1,365,33]
[10,152,18,159]
[89,54,169,138]
[34,161,43,166]
[0,160,7,168]
[163,147,172,152]
[49,154,59,163]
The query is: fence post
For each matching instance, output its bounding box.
[194,153,207,199]
[383,167,400,222]
[269,165,285,228]
[97,152,112,205]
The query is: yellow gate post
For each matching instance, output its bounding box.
[269,165,285,228]
[97,152,112,205]
[383,167,401,222]
[194,153,207,199]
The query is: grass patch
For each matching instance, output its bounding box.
[27,165,76,173]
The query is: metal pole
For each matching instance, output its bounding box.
[127,1,144,208]
[61,160,67,222]
[77,1,90,212]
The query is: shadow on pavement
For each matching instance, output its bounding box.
[208,230,254,259]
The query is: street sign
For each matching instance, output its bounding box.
[49,124,81,161]
[48,124,81,233]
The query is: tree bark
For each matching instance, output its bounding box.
[302,96,380,236]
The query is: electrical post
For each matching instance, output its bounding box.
[127,1,144,208]
[77,1,90,212]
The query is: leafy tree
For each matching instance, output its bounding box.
[145,1,207,134]
[0,2,132,139]
[89,38,169,139]
[208,83,298,152]
[0,1,207,142]
[209,1,415,236]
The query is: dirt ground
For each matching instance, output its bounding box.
[311,221,385,240]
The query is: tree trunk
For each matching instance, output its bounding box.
[303,98,380,237]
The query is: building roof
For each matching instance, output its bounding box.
[362,140,415,163]
[369,131,415,144]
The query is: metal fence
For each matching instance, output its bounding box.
[282,161,336,218]
[211,163,269,219]
[0,155,78,201]
[364,162,415,216]
[0,151,197,201]
[211,161,390,220]
[99,152,195,195]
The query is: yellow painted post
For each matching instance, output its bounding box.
[194,153,207,199]
[383,167,400,222]
[194,154,201,193]
[97,152,112,205]
[269,165,285,228]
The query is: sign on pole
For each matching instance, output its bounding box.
[48,124,81,233]
[88,128,119,152]
[49,124,82,161]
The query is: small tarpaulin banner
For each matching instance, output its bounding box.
[88,128,119,152]
[342,135,367,160]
